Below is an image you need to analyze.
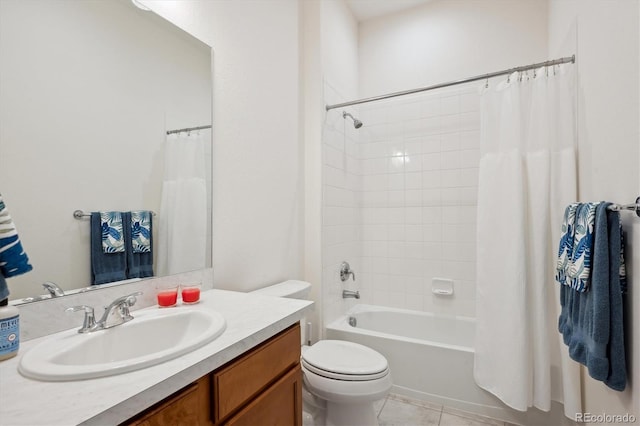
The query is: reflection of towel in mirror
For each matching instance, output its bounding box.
[91,212,127,285]
[558,202,627,391]
[0,194,33,299]
[100,211,125,253]
[124,211,153,279]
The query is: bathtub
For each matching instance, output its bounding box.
[325,304,511,420]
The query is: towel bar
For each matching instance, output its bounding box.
[73,210,157,219]
[606,197,640,217]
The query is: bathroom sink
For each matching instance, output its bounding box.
[18,308,226,381]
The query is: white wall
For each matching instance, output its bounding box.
[143,0,303,292]
[0,0,211,299]
[548,0,639,419]
[358,0,548,97]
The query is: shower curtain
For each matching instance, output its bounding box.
[474,65,582,418]
[156,131,208,276]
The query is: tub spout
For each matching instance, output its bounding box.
[342,290,360,299]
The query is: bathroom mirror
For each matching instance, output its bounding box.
[0,0,213,302]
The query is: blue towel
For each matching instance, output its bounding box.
[123,211,153,279]
[558,202,627,391]
[0,274,8,302]
[100,211,125,253]
[0,194,33,286]
[556,202,599,292]
[556,203,578,287]
[130,211,152,253]
[91,212,127,285]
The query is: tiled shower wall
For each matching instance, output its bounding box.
[322,83,481,322]
[322,81,361,325]
[357,86,481,317]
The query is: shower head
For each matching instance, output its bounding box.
[343,111,363,129]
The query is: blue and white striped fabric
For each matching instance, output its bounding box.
[130,211,152,253]
[0,193,33,282]
[556,202,600,292]
[100,211,125,253]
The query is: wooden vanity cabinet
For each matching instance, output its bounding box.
[124,324,302,426]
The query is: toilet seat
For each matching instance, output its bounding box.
[301,363,392,403]
[302,340,389,381]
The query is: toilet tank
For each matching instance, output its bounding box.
[251,280,311,300]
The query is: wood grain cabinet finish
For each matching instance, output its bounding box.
[224,365,302,426]
[126,376,212,426]
[123,324,301,426]
[213,324,301,422]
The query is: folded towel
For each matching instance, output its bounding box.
[618,227,627,294]
[123,211,153,279]
[569,202,600,291]
[130,211,152,253]
[556,203,578,287]
[556,202,600,292]
[558,203,626,391]
[100,211,125,253]
[0,193,33,280]
[0,274,8,302]
[91,212,127,285]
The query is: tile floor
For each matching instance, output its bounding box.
[375,394,513,426]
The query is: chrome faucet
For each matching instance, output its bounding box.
[42,281,65,297]
[340,261,356,282]
[342,290,360,299]
[65,305,96,333]
[66,291,142,333]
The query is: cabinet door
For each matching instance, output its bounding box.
[126,376,212,426]
[213,324,301,421]
[224,365,302,426]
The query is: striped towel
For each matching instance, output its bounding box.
[0,193,33,278]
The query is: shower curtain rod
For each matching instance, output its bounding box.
[166,125,212,135]
[325,55,575,111]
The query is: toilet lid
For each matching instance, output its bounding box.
[302,340,388,380]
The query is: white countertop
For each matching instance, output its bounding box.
[0,289,313,426]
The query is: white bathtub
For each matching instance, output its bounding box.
[325,304,562,423]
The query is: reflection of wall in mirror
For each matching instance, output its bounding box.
[0,0,212,300]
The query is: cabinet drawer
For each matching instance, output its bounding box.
[224,365,302,426]
[126,375,211,426]
[213,324,300,421]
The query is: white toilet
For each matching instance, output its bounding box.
[252,280,392,426]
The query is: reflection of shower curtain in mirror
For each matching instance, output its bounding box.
[157,132,207,276]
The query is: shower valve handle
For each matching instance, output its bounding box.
[340,261,356,282]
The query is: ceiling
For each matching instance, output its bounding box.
[345,0,433,22]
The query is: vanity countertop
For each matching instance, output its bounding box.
[0,289,313,426]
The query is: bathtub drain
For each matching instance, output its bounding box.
[348,316,357,327]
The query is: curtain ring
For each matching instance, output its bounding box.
[485,78,489,89]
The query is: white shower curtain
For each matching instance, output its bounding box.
[156,131,208,276]
[474,65,582,418]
